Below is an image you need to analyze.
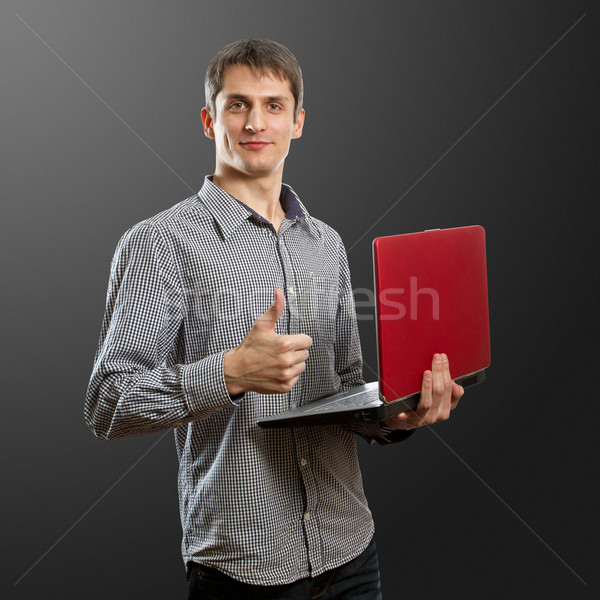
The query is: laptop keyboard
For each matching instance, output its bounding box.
[301,387,381,414]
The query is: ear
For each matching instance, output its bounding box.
[292,108,305,140]
[201,107,215,139]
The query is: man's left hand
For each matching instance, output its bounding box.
[382,353,464,431]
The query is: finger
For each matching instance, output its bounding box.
[402,411,425,429]
[430,353,445,413]
[434,353,453,421]
[412,369,433,426]
[395,412,418,429]
[286,374,301,391]
[285,347,311,366]
[255,288,285,330]
[381,412,408,426]
[279,333,313,351]
[451,381,464,409]
[442,353,452,387]
[382,413,418,430]
[279,360,307,383]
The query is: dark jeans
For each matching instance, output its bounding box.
[187,539,382,599]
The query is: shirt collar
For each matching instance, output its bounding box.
[196,176,318,241]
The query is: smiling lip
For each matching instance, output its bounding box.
[240,141,271,149]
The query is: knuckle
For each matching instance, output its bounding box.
[277,371,290,384]
[432,383,445,396]
[278,339,292,353]
[273,379,291,393]
[437,410,450,422]
[281,367,299,382]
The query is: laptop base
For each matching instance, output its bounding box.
[257,370,486,429]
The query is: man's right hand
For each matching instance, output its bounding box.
[223,289,313,396]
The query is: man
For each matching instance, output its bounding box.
[85,38,463,599]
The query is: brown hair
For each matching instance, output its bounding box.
[205,38,304,121]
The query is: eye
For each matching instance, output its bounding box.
[229,102,246,111]
[267,103,282,111]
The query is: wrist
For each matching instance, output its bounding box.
[223,348,245,396]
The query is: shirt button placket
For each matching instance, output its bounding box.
[278,232,301,409]
[280,230,320,569]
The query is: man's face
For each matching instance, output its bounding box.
[202,64,305,179]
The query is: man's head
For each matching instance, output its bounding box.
[205,38,303,123]
[202,39,305,182]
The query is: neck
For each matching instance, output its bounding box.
[212,171,285,230]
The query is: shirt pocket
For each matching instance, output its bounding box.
[304,272,338,343]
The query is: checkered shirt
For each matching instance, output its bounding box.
[85,176,401,585]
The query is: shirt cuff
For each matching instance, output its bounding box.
[378,426,416,444]
[180,351,241,417]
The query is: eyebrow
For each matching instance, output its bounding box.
[224,93,290,105]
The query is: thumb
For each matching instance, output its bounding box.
[256,288,284,330]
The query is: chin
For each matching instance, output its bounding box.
[242,163,280,176]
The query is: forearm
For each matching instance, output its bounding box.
[85,351,235,440]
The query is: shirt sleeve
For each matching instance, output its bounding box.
[334,236,414,445]
[85,222,236,441]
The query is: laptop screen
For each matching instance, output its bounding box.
[373,225,491,403]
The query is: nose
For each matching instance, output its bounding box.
[245,109,265,133]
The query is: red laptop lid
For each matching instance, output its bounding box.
[373,225,491,403]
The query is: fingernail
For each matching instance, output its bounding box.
[424,371,432,380]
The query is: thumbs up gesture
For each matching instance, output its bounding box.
[223,289,313,396]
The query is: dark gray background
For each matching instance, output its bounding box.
[2,1,598,598]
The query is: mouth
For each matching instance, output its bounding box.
[240,141,271,150]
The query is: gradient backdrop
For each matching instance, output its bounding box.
[2,1,598,598]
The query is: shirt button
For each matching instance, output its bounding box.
[300,458,307,466]
[288,286,295,295]
[291,403,297,409]
[304,512,312,521]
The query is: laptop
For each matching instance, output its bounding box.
[257,225,491,428]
